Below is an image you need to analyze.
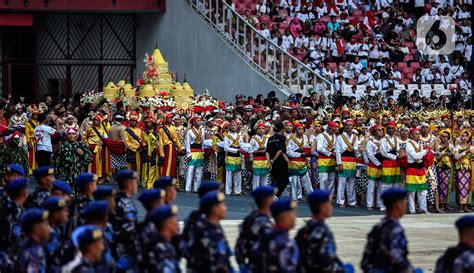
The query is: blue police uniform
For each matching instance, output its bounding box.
[296,190,346,273]
[25,166,55,209]
[17,209,49,273]
[43,197,68,273]
[68,226,105,273]
[235,186,275,273]
[361,188,413,273]
[113,191,138,259]
[144,205,181,273]
[261,198,299,273]
[67,173,97,235]
[52,180,73,196]
[192,192,233,273]
[434,215,474,273]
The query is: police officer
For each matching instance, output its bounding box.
[1,164,26,194]
[136,188,166,269]
[361,188,419,273]
[68,173,98,235]
[434,215,474,273]
[261,198,299,273]
[67,226,105,272]
[181,181,221,272]
[144,204,180,272]
[113,169,139,268]
[296,190,353,273]
[52,180,73,202]
[193,191,233,273]
[17,208,50,272]
[25,166,55,208]
[0,178,28,255]
[153,176,178,204]
[235,185,275,273]
[43,197,69,273]
[81,201,115,272]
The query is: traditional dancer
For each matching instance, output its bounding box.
[185,116,205,193]
[159,113,183,178]
[224,120,244,195]
[366,124,384,210]
[406,128,429,214]
[453,130,473,213]
[316,121,338,196]
[435,129,454,211]
[123,112,146,180]
[249,121,270,190]
[287,123,313,200]
[82,115,107,179]
[420,122,440,212]
[335,119,359,207]
[143,115,163,189]
[25,105,41,174]
[213,121,229,183]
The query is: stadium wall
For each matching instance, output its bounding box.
[136,0,287,101]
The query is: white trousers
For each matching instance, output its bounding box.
[319,172,336,196]
[289,172,313,200]
[337,177,356,206]
[366,179,383,208]
[252,174,269,190]
[408,190,427,213]
[225,170,242,195]
[378,183,402,210]
[185,165,203,192]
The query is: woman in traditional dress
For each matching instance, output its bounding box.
[453,129,473,213]
[56,128,92,186]
[398,125,410,188]
[309,120,322,187]
[406,128,429,214]
[419,122,441,212]
[435,129,454,211]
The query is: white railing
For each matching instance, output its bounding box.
[187,0,334,95]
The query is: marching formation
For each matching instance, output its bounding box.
[0,165,473,272]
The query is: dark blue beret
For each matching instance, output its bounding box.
[21,208,48,227]
[116,170,138,183]
[307,190,331,206]
[93,186,116,200]
[80,201,109,218]
[75,173,97,188]
[381,188,408,203]
[270,198,297,218]
[139,189,166,207]
[147,204,178,224]
[153,176,177,189]
[33,166,54,180]
[198,181,222,197]
[43,197,67,212]
[52,181,73,195]
[77,226,103,248]
[6,178,28,195]
[455,215,474,231]
[200,191,225,208]
[251,186,277,200]
[6,164,25,176]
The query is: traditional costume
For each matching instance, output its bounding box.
[316,122,338,195]
[365,127,383,209]
[454,131,472,209]
[25,105,41,174]
[143,116,164,189]
[380,122,401,187]
[224,121,244,195]
[406,129,428,214]
[158,114,183,178]
[185,116,205,192]
[435,130,454,207]
[82,116,108,178]
[56,128,92,185]
[212,121,228,183]
[123,112,146,179]
[335,121,359,207]
[287,123,313,200]
[249,122,270,190]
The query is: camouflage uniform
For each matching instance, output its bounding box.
[55,140,92,186]
[95,224,116,272]
[434,243,474,273]
[113,192,138,265]
[261,227,299,273]
[136,220,157,270]
[361,216,413,273]
[295,218,345,273]
[145,234,181,273]
[193,218,233,273]
[25,186,50,209]
[17,238,47,272]
[67,195,93,236]
[235,210,273,272]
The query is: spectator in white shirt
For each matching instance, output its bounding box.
[464,37,472,62]
[370,72,383,91]
[342,62,354,80]
[459,73,471,91]
[316,2,328,18]
[34,114,56,167]
[427,67,441,84]
[296,6,309,22]
[317,31,332,54]
[350,57,364,75]
[345,38,360,62]
[383,73,398,89]
[412,68,427,84]
[440,67,454,84]
[282,29,294,51]
[295,32,309,49]
[392,66,402,84]
[450,58,465,78]
[358,68,374,86]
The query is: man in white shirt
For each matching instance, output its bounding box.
[450,58,465,78]
[358,68,374,86]
[295,32,309,49]
[391,66,402,85]
[34,114,56,167]
[282,29,294,51]
[440,67,454,85]
[350,57,363,75]
[370,72,383,92]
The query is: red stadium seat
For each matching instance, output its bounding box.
[397,62,407,70]
[404,55,414,62]
[410,62,421,70]
[409,48,418,55]
[260,15,271,23]
[348,79,358,85]
[401,79,411,85]
[405,42,415,48]
[405,72,414,80]
[403,67,414,74]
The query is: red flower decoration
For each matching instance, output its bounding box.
[136,79,145,86]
